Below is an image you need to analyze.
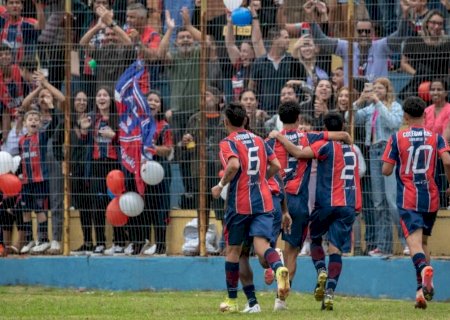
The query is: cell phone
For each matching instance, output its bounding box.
[39,68,49,78]
[364,82,373,92]
[301,27,310,36]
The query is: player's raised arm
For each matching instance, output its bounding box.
[268,130,314,159]
[326,131,353,145]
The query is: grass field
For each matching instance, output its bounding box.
[0,286,448,319]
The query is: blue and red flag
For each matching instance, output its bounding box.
[115,60,156,195]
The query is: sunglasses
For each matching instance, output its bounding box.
[357,29,371,35]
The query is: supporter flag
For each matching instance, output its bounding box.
[115,60,156,195]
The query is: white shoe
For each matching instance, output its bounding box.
[47,240,61,255]
[93,245,105,255]
[104,245,124,256]
[142,244,157,256]
[20,241,36,254]
[275,248,284,265]
[124,243,134,255]
[273,298,287,311]
[299,241,311,256]
[31,242,51,254]
[403,246,410,256]
[139,240,152,254]
[241,303,261,313]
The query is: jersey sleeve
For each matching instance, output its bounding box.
[437,134,450,156]
[382,134,398,164]
[219,139,239,166]
[264,140,276,162]
[265,137,276,150]
[310,139,329,160]
[306,131,327,144]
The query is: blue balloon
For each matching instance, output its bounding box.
[231,7,252,27]
[107,188,116,199]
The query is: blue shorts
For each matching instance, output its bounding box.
[21,181,49,212]
[398,208,437,237]
[310,206,355,253]
[282,193,309,248]
[271,194,283,247]
[224,208,274,246]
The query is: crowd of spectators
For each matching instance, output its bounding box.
[0,0,449,257]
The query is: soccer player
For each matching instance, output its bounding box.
[269,112,361,311]
[239,173,291,313]
[267,102,352,310]
[211,102,290,313]
[382,96,450,309]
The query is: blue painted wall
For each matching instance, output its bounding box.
[0,256,449,301]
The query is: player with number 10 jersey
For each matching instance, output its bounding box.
[382,127,450,213]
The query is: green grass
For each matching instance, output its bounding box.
[0,286,448,319]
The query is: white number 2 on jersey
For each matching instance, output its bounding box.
[340,151,357,180]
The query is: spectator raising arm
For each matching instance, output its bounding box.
[249,1,266,58]
[180,6,201,42]
[225,13,241,66]
[22,71,65,111]
[79,17,108,54]
[96,5,132,45]
[157,10,175,59]
[225,2,265,67]
[34,0,46,30]
[80,5,133,55]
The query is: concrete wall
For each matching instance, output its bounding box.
[0,256,449,301]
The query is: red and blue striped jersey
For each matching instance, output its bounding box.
[19,112,58,184]
[152,119,173,162]
[267,130,326,199]
[92,114,118,160]
[267,174,284,199]
[0,15,39,63]
[219,130,275,214]
[382,126,450,212]
[310,140,362,211]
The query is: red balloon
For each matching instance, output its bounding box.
[0,174,22,197]
[418,81,431,102]
[218,170,224,178]
[106,170,125,196]
[106,198,129,227]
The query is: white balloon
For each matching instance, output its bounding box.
[141,161,164,185]
[223,0,243,11]
[119,192,144,217]
[11,156,21,174]
[220,184,229,200]
[0,151,13,175]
